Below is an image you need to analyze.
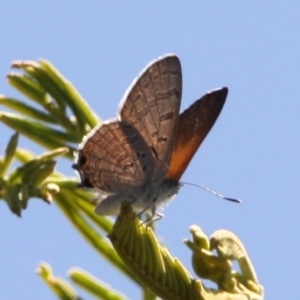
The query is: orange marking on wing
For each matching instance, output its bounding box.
[168,87,228,181]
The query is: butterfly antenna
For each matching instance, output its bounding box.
[181,182,242,203]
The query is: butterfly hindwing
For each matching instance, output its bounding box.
[75,120,155,193]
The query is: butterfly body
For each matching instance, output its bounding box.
[74,54,227,219]
[93,178,180,217]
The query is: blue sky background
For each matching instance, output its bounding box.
[0,2,299,299]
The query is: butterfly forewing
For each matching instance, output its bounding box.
[119,55,182,182]
[168,87,228,181]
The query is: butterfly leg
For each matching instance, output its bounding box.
[136,204,164,225]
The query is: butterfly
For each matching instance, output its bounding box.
[73,54,228,220]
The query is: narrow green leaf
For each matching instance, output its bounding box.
[53,191,137,283]
[5,184,22,217]
[11,61,67,113]
[8,159,52,184]
[40,60,100,129]
[0,132,18,177]
[15,147,37,162]
[70,190,114,234]
[9,147,69,185]
[0,113,77,158]
[6,73,47,107]
[7,71,81,134]
[15,147,69,165]
[69,268,127,300]
[26,160,56,186]
[37,262,81,300]
[0,96,56,123]
[12,60,99,135]
[0,112,78,143]
[0,157,3,170]
[10,61,78,134]
[34,147,69,162]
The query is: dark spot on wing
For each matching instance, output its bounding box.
[136,151,146,158]
[158,137,168,143]
[77,154,87,167]
[159,111,174,122]
[82,177,94,188]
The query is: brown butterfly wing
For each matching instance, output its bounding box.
[119,54,182,182]
[168,87,228,181]
[74,120,155,192]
